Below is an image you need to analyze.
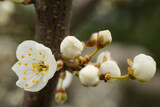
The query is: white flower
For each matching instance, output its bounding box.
[12,40,57,92]
[96,51,112,63]
[97,30,112,48]
[0,1,15,25]
[132,54,156,82]
[60,36,84,59]
[79,65,100,86]
[100,60,121,82]
[57,71,73,89]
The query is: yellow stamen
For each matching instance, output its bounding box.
[36,72,39,74]
[41,72,45,75]
[28,53,31,56]
[23,77,26,80]
[30,47,32,50]
[32,58,36,61]
[39,52,42,55]
[43,54,45,58]
[18,62,21,65]
[23,71,27,74]
[25,83,28,87]
[32,69,35,72]
[46,64,49,68]
[32,80,35,83]
[36,63,40,66]
[42,68,46,71]
[21,55,25,58]
[24,63,28,66]
[36,80,39,83]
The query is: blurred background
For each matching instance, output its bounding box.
[0,0,160,107]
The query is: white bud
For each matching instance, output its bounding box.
[91,33,98,40]
[60,36,84,59]
[98,30,112,42]
[57,71,73,89]
[96,51,112,63]
[79,65,100,86]
[97,30,112,49]
[100,60,121,83]
[132,54,156,82]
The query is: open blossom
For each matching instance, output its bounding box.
[100,60,121,82]
[132,54,156,82]
[97,30,112,48]
[60,36,84,59]
[79,65,100,86]
[86,33,98,47]
[12,40,57,92]
[96,51,112,63]
[57,71,73,89]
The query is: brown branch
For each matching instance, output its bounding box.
[21,0,72,107]
[62,59,83,72]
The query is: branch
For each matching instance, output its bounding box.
[21,0,72,107]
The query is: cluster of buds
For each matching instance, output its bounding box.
[12,29,157,105]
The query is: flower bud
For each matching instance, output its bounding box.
[97,30,112,49]
[60,36,84,59]
[96,51,112,63]
[79,65,100,86]
[131,54,156,82]
[57,71,73,89]
[55,89,67,104]
[86,33,97,47]
[100,60,121,83]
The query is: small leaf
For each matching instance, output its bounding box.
[128,67,134,74]
[127,58,133,67]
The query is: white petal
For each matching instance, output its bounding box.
[98,30,112,42]
[57,71,73,89]
[35,43,53,61]
[12,61,37,78]
[43,55,57,81]
[24,75,48,92]
[16,40,40,63]
[79,65,99,86]
[60,36,83,58]
[132,54,156,82]
[96,51,112,63]
[100,60,121,83]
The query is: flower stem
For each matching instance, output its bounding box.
[109,74,129,79]
[60,79,64,89]
[89,48,100,60]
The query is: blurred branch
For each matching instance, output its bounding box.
[71,0,100,31]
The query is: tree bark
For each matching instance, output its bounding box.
[21,0,72,107]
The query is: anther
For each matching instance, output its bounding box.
[25,83,28,87]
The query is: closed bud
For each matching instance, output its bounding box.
[97,30,112,49]
[79,65,100,86]
[100,60,121,83]
[96,51,112,63]
[60,36,84,59]
[86,33,97,47]
[55,89,67,105]
[131,54,156,82]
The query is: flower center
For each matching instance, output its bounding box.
[32,61,49,73]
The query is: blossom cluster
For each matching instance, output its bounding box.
[12,29,156,104]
